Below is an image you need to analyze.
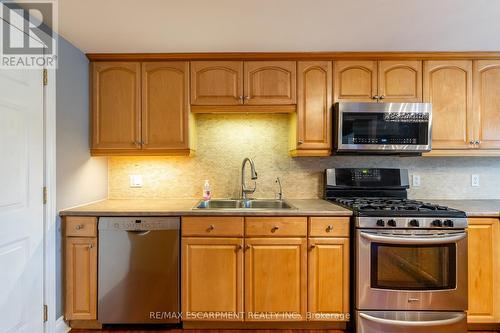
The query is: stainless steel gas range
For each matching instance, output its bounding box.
[325,168,468,333]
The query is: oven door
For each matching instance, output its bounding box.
[336,102,432,153]
[356,229,467,311]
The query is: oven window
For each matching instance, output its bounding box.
[371,243,456,290]
[341,112,429,145]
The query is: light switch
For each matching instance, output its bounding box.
[129,175,143,188]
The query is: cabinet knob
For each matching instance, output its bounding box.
[244,96,250,100]
[372,95,380,100]
[134,140,141,146]
[75,224,84,230]
[88,243,93,249]
[236,244,243,251]
[469,140,474,145]
[298,140,304,145]
[475,140,481,145]
[309,244,316,249]
[245,244,251,250]
[326,225,334,232]
[238,95,243,101]
[207,224,215,231]
[271,226,280,233]
[379,95,385,100]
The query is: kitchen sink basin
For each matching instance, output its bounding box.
[194,199,296,210]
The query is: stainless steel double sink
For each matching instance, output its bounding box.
[194,199,296,210]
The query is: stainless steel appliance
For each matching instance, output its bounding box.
[334,102,432,154]
[325,168,468,333]
[98,217,180,324]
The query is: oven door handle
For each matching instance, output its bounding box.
[359,312,466,327]
[360,231,466,244]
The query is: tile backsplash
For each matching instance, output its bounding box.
[108,114,500,200]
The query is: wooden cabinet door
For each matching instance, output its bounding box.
[467,218,500,323]
[245,237,307,321]
[190,61,243,105]
[334,61,377,102]
[142,62,190,150]
[295,61,332,152]
[308,238,349,321]
[473,60,500,149]
[423,60,473,149]
[244,61,296,105]
[91,62,141,150]
[182,238,244,321]
[65,237,97,320]
[378,61,422,102]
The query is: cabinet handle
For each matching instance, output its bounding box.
[271,226,280,233]
[75,224,84,230]
[88,243,93,249]
[469,140,474,145]
[298,140,304,145]
[379,95,385,100]
[310,244,316,250]
[326,225,334,232]
[245,245,251,250]
[475,140,481,145]
[372,95,380,100]
[207,224,215,231]
[236,244,243,251]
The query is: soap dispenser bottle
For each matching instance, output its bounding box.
[203,180,212,201]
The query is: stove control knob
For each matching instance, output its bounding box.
[376,219,385,227]
[432,219,443,227]
[409,219,419,227]
[443,219,454,227]
[387,219,397,227]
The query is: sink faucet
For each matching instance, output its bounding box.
[241,157,258,200]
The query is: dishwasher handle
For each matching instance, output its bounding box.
[99,217,180,231]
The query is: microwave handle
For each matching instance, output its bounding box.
[359,312,466,327]
[360,231,466,244]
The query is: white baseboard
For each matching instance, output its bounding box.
[55,316,71,333]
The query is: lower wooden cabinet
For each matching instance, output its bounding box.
[467,217,500,323]
[64,234,97,320]
[181,237,244,321]
[244,237,307,321]
[308,237,349,320]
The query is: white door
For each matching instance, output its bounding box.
[0,20,45,333]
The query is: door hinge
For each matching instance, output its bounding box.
[43,186,47,204]
[43,69,48,86]
[43,304,48,322]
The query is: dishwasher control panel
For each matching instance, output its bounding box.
[99,217,180,231]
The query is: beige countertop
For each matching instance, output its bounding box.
[417,199,500,217]
[59,198,352,217]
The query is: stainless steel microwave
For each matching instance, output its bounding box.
[334,102,432,154]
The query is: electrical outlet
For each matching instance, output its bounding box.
[129,174,143,188]
[471,174,480,187]
[412,174,421,187]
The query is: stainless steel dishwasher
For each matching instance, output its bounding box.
[98,217,180,324]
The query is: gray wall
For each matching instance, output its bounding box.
[55,37,107,317]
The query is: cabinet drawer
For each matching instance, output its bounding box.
[182,217,244,237]
[245,217,307,237]
[65,216,97,237]
[309,217,350,237]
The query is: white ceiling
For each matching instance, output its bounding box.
[57,0,500,53]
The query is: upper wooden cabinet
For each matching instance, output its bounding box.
[473,60,500,149]
[378,60,422,102]
[467,218,500,324]
[334,61,377,102]
[91,62,141,150]
[190,61,243,105]
[91,61,192,155]
[244,61,296,105]
[291,61,332,156]
[191,61,296,106]
[423,60,473,150]
[334,60,422,103]
[142,62,190,150]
